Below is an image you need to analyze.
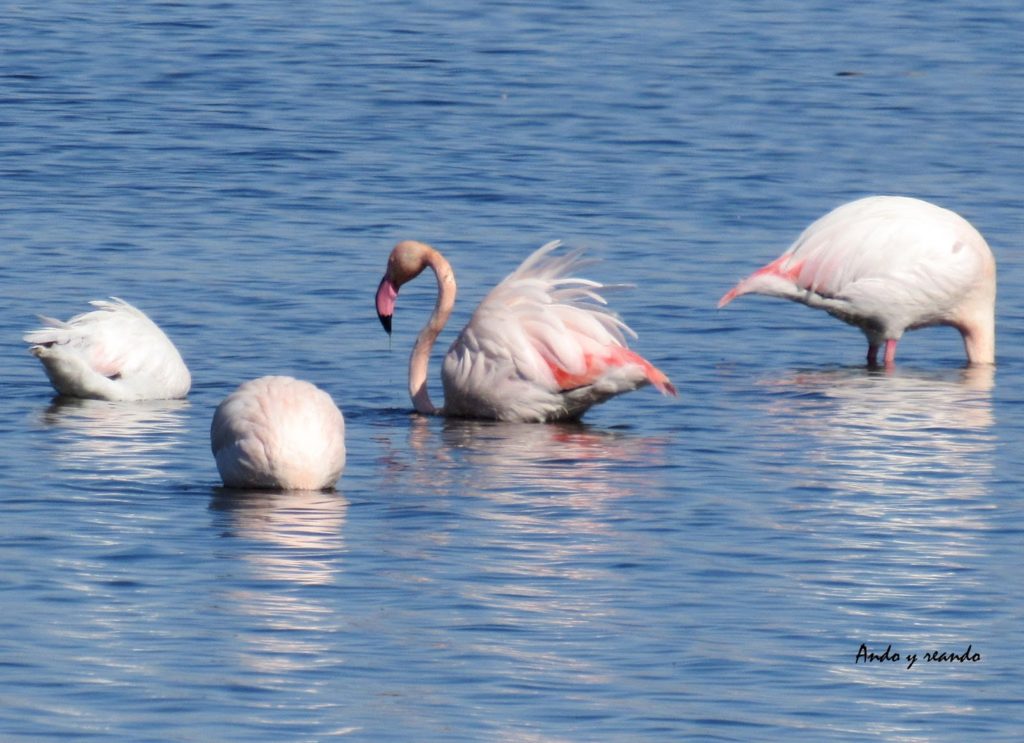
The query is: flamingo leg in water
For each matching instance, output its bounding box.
[867,343,880,366]
[883,338,898,367]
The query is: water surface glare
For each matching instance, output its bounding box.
[2,1,1023,741]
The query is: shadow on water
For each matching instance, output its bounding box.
[34,396,190,484]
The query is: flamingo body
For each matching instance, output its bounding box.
[211,376,346,491]
[24,297,191,400]
[376,240,676,422]
[718,196,996,365]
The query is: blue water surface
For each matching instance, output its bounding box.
[1,2,1023,741]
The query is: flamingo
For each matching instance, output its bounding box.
[211,376,346,491]
[718,196,996,366]
[24,297,191,400]
[374,239,676,422]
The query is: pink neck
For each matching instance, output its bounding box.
[409,249,456,414]
[962,321,995,365]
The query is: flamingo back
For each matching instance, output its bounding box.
[442,241,675,422]
[24,298,191,401]
[720,196,995,339]
[211,376,346,491]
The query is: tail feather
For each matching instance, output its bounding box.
[620,348,677,397]
[645,363,678,397]
[718,254,805,308]
[544,346,677,397]
[717,283,744,308]
[24,316,73,346]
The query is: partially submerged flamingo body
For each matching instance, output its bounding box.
[24,297,191,401]
[718,196,996,366]
[211,376,346,491]
[375,240,676,422]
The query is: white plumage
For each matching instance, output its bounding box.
[718,196,996,366]
[211,376,346,491]
[23,297,191,400]
[375,240,676,422]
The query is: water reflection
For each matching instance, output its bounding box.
[752,366,997,696]
[209,489,347,585]
[208,489,348,675]
[35,397,189,483]
[757,365,995,500]
[373,417,677,679]
[373,416,674,594]
[389,414,672,503]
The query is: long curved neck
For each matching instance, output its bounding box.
[959,268,996,365]
[409,248,456,414]
[962,312,995,365]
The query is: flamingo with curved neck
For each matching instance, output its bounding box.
[375,240,676,422]
[376,240,455,415]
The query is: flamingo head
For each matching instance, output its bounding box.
[376,241,433,335]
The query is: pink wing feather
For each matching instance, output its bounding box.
[441,241,675,422]
[719,196,988,317]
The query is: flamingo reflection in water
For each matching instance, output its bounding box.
[754,365,995,502]
[390,414,673,505]
[369,416,680,691]
[210,488,348,585]
[208,489,348,674]
[748,365,996,693]
[37,397,190,484]
[376,414,674,581]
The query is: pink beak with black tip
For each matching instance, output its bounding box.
[376,276,398,335]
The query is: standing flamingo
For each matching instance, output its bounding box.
[211,376,346,490]
[718,196,996,366]
[24,297,191,400]
[374,239,676,422]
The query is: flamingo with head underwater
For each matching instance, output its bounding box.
[24,297,191,401]
[375,239,676,422]
[211,375,346,491]
[718,195,996,367]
